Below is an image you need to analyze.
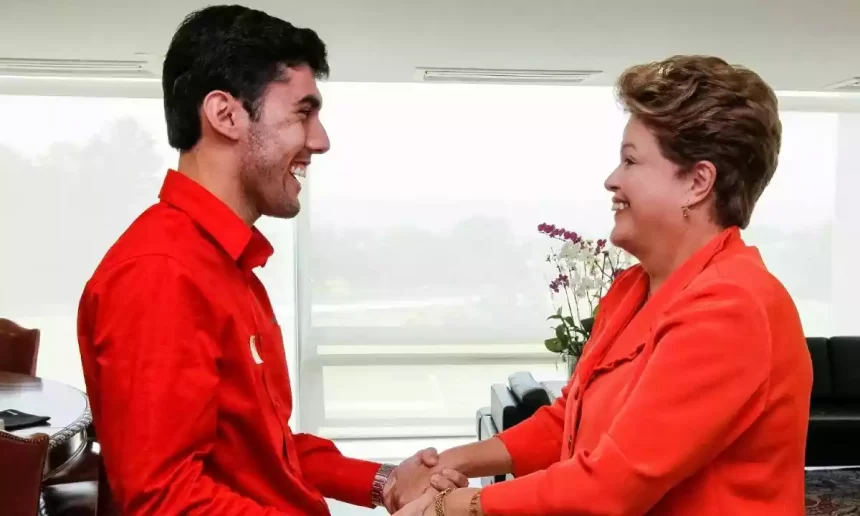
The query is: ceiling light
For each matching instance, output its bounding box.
[0,58,159,79]
[416,67,602,85]
[825,76,860,92]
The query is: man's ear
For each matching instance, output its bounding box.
[200,90,246,142]
[687,160,717,206]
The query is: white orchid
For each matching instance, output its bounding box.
[539,223,635,360]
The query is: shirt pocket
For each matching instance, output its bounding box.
[245,338,283,445]
[257,326,303,473]
[260,323,293,406]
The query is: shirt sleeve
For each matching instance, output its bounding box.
[292,433,381,507]
[480,280,772,516]
[78,256,294,516]
[494,384,569,477]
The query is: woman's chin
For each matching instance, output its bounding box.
[609,224,622,245]
[609,223,631,249]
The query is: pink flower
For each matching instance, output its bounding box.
[538,223,560,235]
[549,274,570,293]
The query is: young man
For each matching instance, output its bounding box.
[77,5,464,515]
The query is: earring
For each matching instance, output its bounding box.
[682,206,690,219]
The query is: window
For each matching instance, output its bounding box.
[301,82,860,438]
[0,92,299,416]
[1,81,858,443]
[0,95,173,390]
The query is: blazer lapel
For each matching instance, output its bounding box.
[575,227,742,395]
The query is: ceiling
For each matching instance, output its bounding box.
[2,0,860,91]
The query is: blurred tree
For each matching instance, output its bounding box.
[0,117,164,312]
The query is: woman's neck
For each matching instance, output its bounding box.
[640,227,723,296]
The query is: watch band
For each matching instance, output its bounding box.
[371,463,396,507]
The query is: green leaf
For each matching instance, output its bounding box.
[581,317,595,334]
[555,324,567,340]
[544,337,564,353]
[563,316,575,326]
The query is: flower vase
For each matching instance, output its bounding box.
[565,355,579,377]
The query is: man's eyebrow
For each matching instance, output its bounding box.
[298,94,322,110]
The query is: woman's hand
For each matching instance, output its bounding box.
[384,448,469,512]
[392,490,435,516]
[418,488,484,516]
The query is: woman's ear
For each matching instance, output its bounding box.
[686,160,717,206]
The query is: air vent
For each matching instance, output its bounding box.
[825,76,860,92]
[0,58,159,79]
[416,67,602,85]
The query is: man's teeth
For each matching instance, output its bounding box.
[611,201,630,211]
[290,165,306,178]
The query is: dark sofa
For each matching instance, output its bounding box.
[476,336,860,485]
[806,337,860,466]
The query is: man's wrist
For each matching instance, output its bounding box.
[371,463,396,507]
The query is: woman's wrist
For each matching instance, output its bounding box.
[438,438,512,479]
[437,448,466,473]
[468,490,483,516]
[428,487,483,516]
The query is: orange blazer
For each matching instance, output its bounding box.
[481,227,812,515]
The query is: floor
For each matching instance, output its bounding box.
[805,468,860,515]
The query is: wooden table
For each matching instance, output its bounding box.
[0,372,92,481]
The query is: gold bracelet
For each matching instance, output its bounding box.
[434,488,454,516]
[468,491,482,516]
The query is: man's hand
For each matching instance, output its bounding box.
[392,490,435,516]
[383,448,468,513]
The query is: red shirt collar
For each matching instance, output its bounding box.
[158,169,273,271]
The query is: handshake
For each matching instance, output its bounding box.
[383,448,469,515]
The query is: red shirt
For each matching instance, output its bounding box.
[481,227,811,515]
[78,170,380,515]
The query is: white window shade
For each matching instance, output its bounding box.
[0,96,174,390]
[300,82,859,438]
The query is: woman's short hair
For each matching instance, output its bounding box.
[616,55,782,229]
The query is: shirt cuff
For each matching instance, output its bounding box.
[326,458,382,508]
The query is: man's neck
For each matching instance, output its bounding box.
[177,150,258,226]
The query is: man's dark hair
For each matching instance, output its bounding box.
[162,5,329,151]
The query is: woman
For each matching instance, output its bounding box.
[403,55,813,515]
